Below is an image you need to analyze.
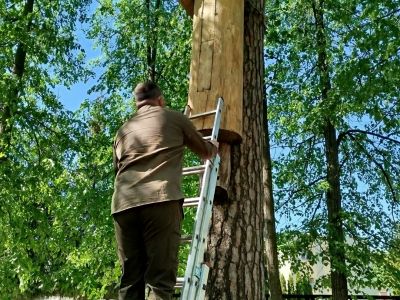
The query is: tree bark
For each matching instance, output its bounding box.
[0,0,34,159]
[312,0,349,298]
[206,0,266,299]
[263,98,283,299]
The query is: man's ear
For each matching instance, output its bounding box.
[159,96,165,107]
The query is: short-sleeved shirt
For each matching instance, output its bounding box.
[112,105,214,215]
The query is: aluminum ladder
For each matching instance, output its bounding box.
[176,97,223,300]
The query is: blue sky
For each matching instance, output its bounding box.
[57,4,101,112]
[56,81,96,111]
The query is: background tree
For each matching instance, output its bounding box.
[371,225,400,293]
[0,0,204,297]
[263,61,283,300]
[265,0,400,296]
[263,2,283,295]
[88,0,192,108]
[0,0,95,298]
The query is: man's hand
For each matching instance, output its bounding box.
[207,140,219,159]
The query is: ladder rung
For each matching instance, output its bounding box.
[175,277,185,288]
[180,234,192,243]
[189,110,217,120]
[183,197,200,207]
[182,165,205,176]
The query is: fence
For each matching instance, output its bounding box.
[265,295,400,300]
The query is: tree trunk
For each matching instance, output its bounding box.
[207,0,266,299]
[0,0,34,160]
[324,121,348,299]
[146,0,160,82]
[312,0,348,298]
[263,101,282,299]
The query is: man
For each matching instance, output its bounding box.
[112,81,218,300]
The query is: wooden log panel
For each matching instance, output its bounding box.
[187,0,243,144]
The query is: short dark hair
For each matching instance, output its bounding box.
[134,81,162,101]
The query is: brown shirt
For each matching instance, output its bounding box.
[112,105,214,214]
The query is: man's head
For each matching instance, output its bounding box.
[134,81,165,109]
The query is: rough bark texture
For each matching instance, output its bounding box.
[312,0,349,298]
[263,103,282,299]
[206,1,265,299]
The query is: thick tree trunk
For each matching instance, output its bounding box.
[263,107,282,299]
[0,0,34,159]
[312,0,348,298]
[206,0,266,299]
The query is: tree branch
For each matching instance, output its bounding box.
[348,133,398,203]
[337,129,400,146]
[310,195,323,224]
[276,175,326,210]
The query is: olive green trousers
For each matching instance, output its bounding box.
[113,200,183,300]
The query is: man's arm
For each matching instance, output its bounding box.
[113,142,119,176]
[180,115,218,160]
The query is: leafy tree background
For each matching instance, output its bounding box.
[0,0,399,298]
[265,0,400,293]
[1,0,191,298]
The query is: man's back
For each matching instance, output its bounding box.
[112,104,211,214]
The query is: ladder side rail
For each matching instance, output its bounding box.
[181,159,214,299]
[184,105,191,116]
[196,264,210,300]
[190,158,220,257]
[182,158,217,299]
[188,156,220,299]
[210,97,224,140]
[181,98,224,300]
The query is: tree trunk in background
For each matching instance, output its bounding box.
[207,0,266,299]
[0,0,34,160]
[324,120,348,299]
[146,0,160,82]
[312,0,348,298]
[263,103,283,299]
